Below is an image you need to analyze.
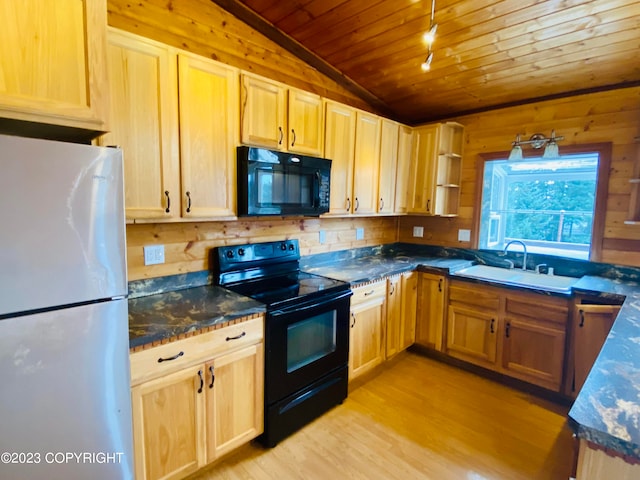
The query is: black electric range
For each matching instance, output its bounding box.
[214,239,352,447]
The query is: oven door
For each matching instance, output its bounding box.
[265,289,351,404]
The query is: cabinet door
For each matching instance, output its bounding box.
[240,74,286,150]
[394,125,414,214]
[349,294,385,381]
[502,317,566,391]
[447,304,498,368]
[101,29,179,221]
[353,112,382,215]
[399,271,418,350]
[0,0,108,132]
[131,365,205,480]
[407,125,438,214]
[385,275,402,359]
[571,304,619,396]
[206,343,264,462]
[288,89,324,155]
[178,54,238,220]
[324,101,356,214]
[378,119,399,214]
[416,273,446,350]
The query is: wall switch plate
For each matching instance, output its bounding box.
[144,245,165,265]
[458,229,471,242]
[319,230,326,244]
[413,226,424,238]
[356,228,365,240]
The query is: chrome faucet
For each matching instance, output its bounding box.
[503,240,528,271]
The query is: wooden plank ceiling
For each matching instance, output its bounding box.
[211,0,640,125]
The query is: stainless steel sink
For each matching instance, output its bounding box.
[453,265,578,293]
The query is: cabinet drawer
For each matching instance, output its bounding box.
[351,280,387,305]
[449,280,500,310]
[505,293,568,325]
[130,316,264,385]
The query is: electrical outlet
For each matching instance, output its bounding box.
[356,228,365,240]
[319,230,326,244]
[413,226,424,237]
[458,229,471,242]
[143,245,165,265]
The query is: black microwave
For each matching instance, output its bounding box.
[237,146,331,216]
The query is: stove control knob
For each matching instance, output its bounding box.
[289,244,295,251]
[280,243,287,251]
[238,248,245,256]
[225,250,234,259]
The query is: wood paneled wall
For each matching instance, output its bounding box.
[127,217,398,280]
[106,0,373,112]
[398,86,640,267]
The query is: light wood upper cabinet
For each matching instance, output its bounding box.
[178,53,238,220]
[408,122,464,216]
[378,119,400,214]
[287,88,324,155]
[394,125,414,214]
[324,101,357,214]
[241,74,323,155]
[0,0,109,134]
[103,29,239,222]
[101,29,180,222]
[353,112,382,215]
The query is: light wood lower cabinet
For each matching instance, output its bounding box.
[566,299,621,397]
[446,280,569,392]
[130,317,264,480]
[349,280,386,381]
[415,272,446,351]
[385,271,418,359]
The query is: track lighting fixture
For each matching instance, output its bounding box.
[421,0,437,72]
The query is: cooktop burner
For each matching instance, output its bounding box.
[215,240,350,309]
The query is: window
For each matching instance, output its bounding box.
[476,144,611,261]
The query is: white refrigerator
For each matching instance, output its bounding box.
[0,134,134,479]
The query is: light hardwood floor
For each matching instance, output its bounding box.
[190,352,575,480]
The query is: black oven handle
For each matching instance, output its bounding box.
[269,289,352,317]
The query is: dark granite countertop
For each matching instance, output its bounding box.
[568,275,640,459]
[126,242,640,461]
[128,285,266,350]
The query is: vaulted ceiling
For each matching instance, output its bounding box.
[212,0,640,125]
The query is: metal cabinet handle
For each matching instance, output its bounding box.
[505,322,511,338]
[164,190,171,213]
[579,309,585,327]
[379,198,384,211]
[197,370,204,394]
[490,319,495,334]
[438,278,442,292]
[346,198,351,211]
[426,199,431,213]
[186,191,191,213]
[364,289,375,296]
[351,313,356,328]
[291,129,296,147]
[209,365,215,389]
[278,127,283,145]
[157,351,184,363]
[226,331,246,341]
[355,197,360,211]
